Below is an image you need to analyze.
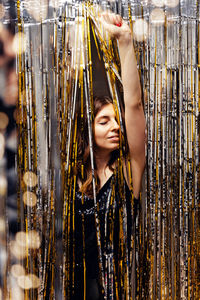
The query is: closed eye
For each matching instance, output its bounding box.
[99,121,108,125]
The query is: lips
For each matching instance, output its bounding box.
[108,135,119,140]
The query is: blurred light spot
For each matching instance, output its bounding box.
[23,191,37,207]
[6,130,17,152]
[16,230,41,250]
[150,8,165,25]
[10,240,27,259]
[11,264,25,278]
[12,32,27,55]
[0,248,7,268]
[10,286,24,300]
[28,230,41,249]
[24,0,48,21]
[0,175,7,196]
[0,218,5,232]
[0,133,5,160]
[133,19,148,42]
[0,4,5,19]
[23,171,38,188]
[164,0,179,7]
[152,0,165,7]
[17,275,32,290]
[16,231,27,248]
[27,274,40,289]
[0,112,9,130]
[50,0,59,7]
[0,288,2,300]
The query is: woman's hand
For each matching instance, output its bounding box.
[100,12,132,45]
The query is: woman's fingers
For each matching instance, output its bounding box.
[100,12,131,42]
[115,14,122,27]
[101,12,122,26]
[100,13,122,37]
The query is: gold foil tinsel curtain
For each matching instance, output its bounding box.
[0,0,199,299]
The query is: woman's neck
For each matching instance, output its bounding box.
[95,152,114,187]
[95,152,110,173]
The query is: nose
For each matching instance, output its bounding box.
[112,118,120,131]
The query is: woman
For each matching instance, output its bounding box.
[68,13,146,300]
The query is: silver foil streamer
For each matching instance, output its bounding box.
[0,0,198,299]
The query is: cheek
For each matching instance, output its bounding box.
[94,126,106,143]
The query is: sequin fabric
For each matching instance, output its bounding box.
[70,174,136,299]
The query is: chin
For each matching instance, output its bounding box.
[109,144,119,151]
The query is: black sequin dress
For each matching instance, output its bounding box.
[69,174,138,300]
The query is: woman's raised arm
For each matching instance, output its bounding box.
[100,13,146,198]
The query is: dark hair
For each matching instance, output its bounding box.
[76,95,123,197]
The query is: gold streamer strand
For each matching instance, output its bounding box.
[9,1,200,299]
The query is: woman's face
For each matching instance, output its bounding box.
[94,103,120,153]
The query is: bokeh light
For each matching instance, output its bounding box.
[23,0,48,22]
[0,4,5,19]
[17,275,32,290]
[10,286,24,300]
[0,112,9,131]
[0,133,5,160]
[11,264,26,278]
[6,129,17,152]
[0,175,7,196]
[16,231,27,248]
[28,230,41,249]
[150,8,165,25]
[164,0,179,7]
[0,218,6,232]
[27,274,40,289]
[23,171,38,188]
[10,240,27,260]
[23,191,37,207]
[151,0,165,7]
[133,19,148,42]
[12,32,27,55]
[15,230,41,250]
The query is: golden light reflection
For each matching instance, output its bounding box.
[23,171,38,188]
[133,19,148,42]
[10,240,27,259]
[17,275,32,290]
[10,287,24,300]
[0,133,5,160]
[50,0,59,7]
[150,8,165,25]
[0,112,9,130]
[15,230,41,250]
[6,129,17,152]
[164,0,179,7]
[24,0,48,22]
[28,230,41,249]
[27,274,40,289]
[12,32,27,55]
[151,0,165,7]
[0,175,7,196]
[0,217,6,232]
[23,191,37,207]
[0,4,5,19]
[16,231,27,248]
[14,0,200,298]
[11,264,26,278]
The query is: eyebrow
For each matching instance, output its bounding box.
[96,115,110,121]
